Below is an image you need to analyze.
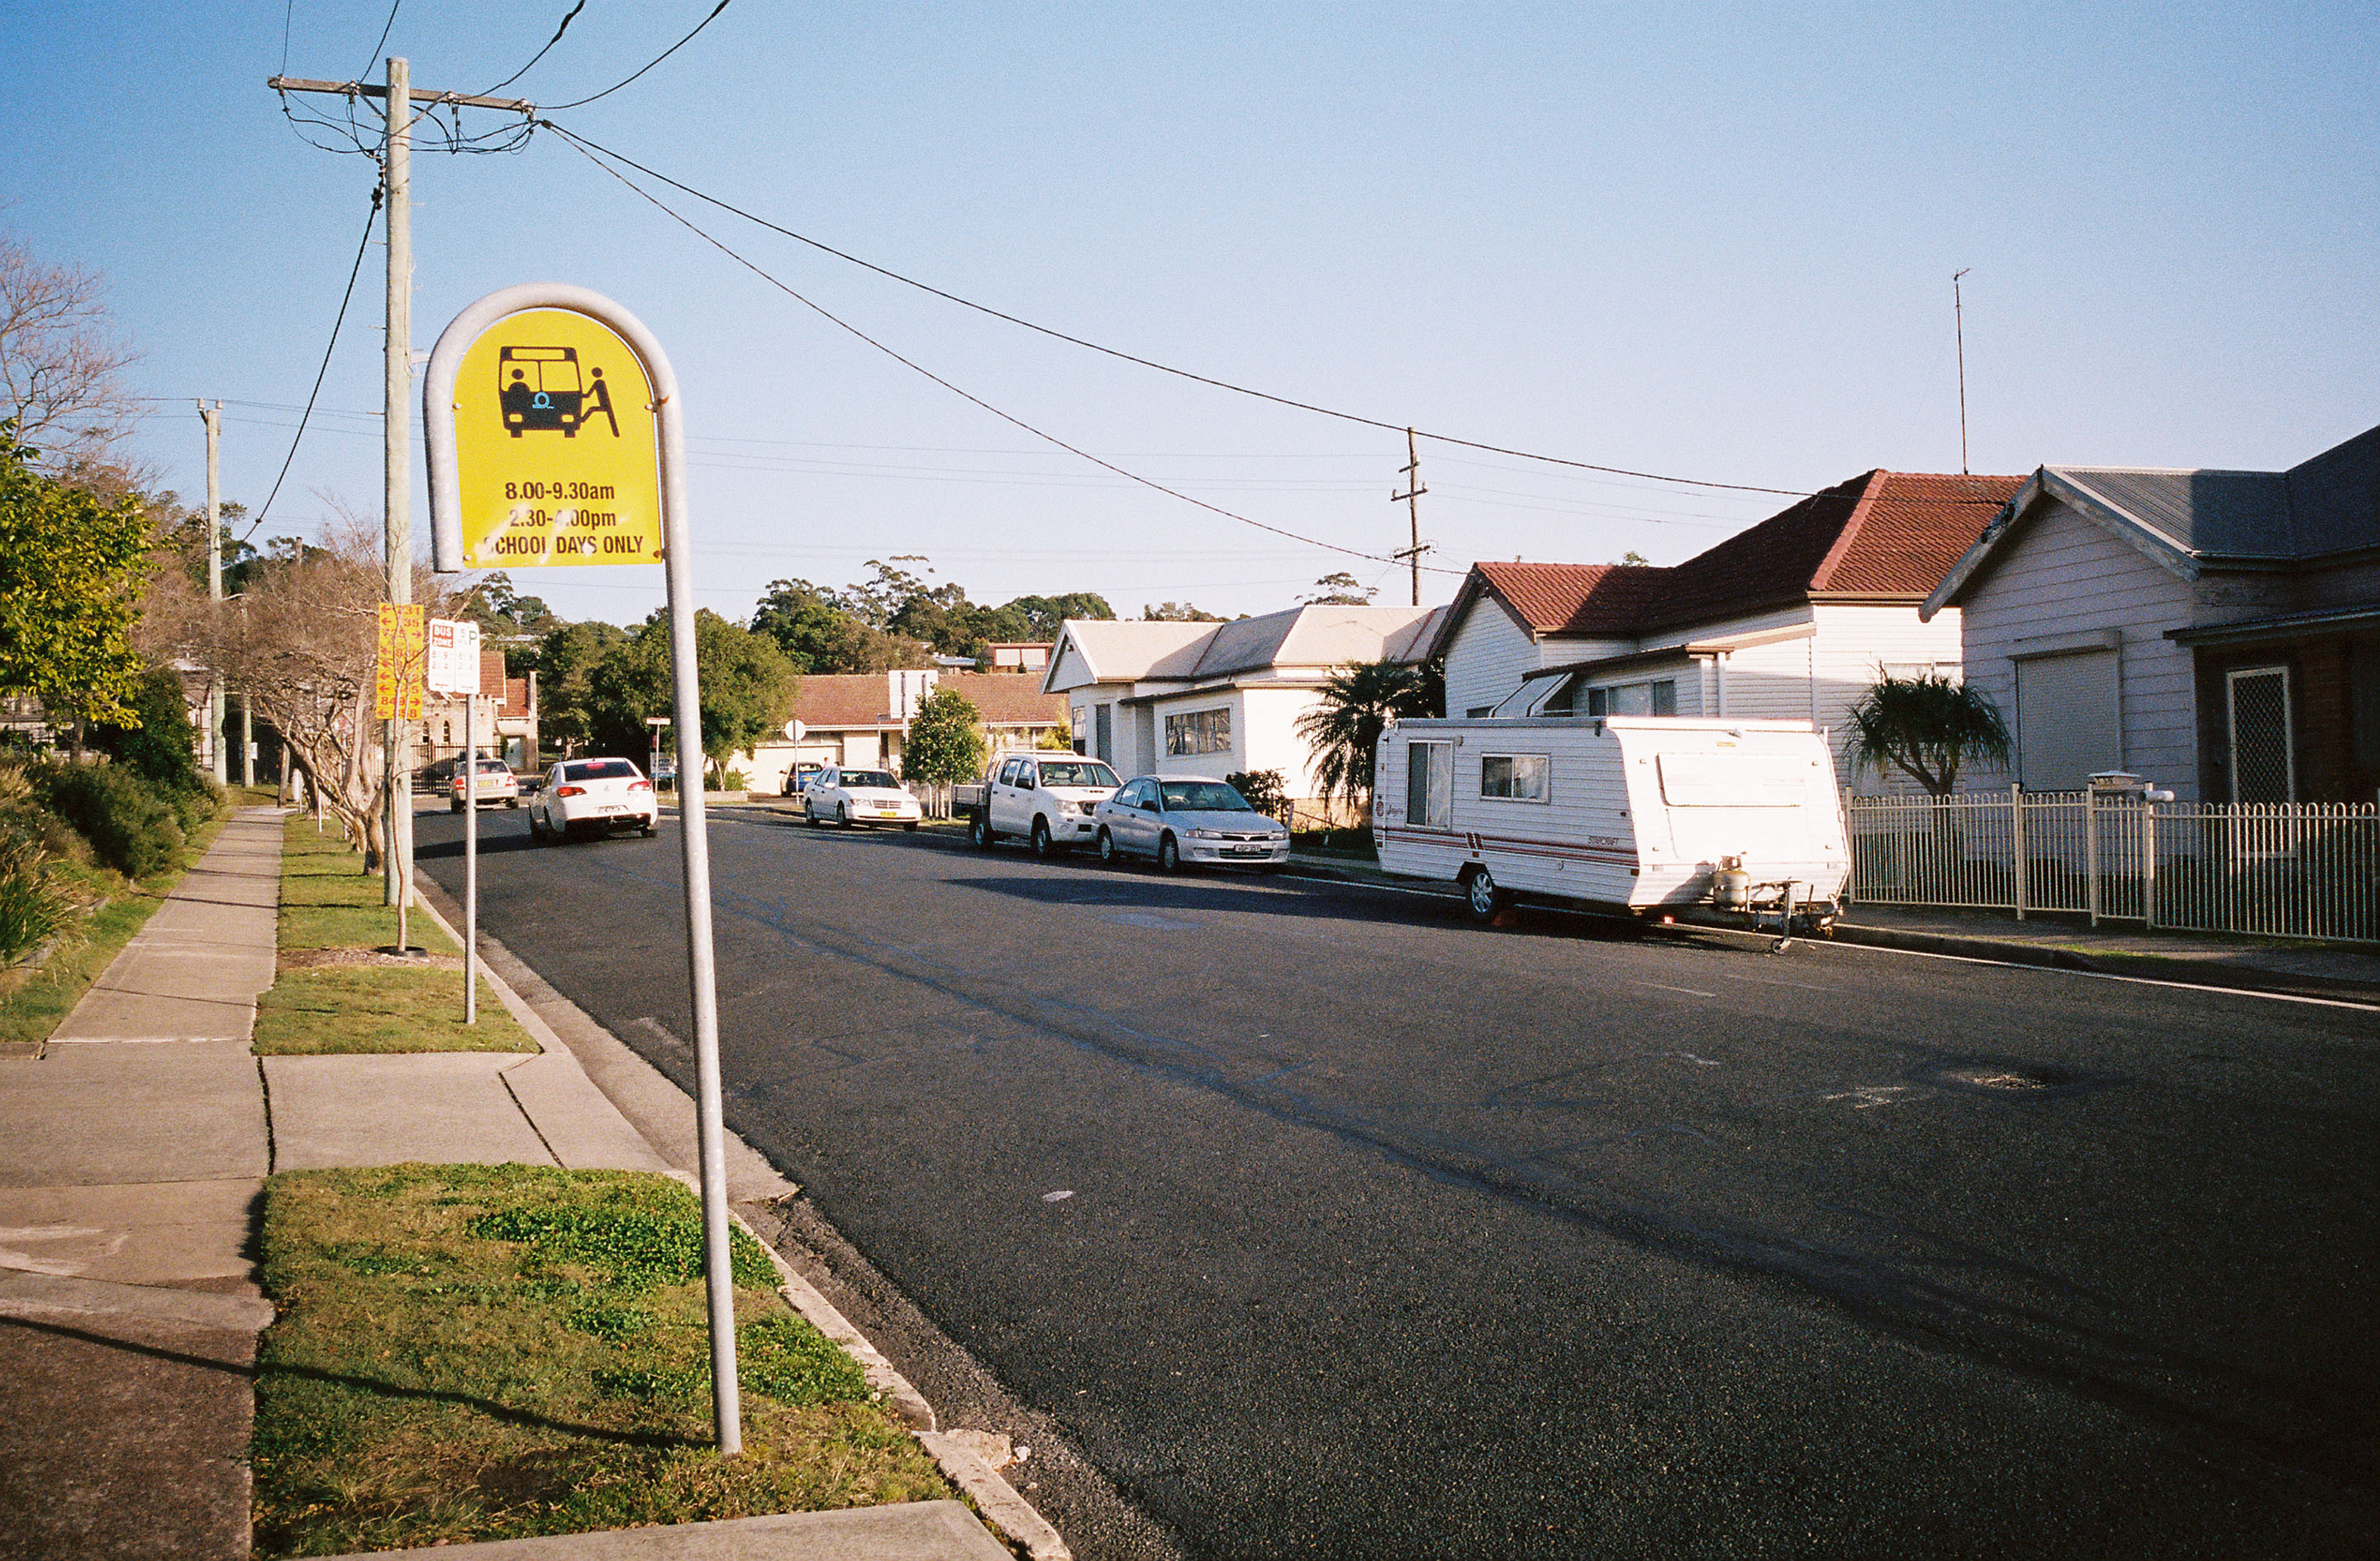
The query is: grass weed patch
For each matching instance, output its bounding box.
[252,964,535,1054]
[252,1165,949,1556]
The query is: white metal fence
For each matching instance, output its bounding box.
[1845,789,2380,944]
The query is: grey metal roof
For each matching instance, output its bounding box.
[2048,467,2292,557]
[2286,422,2380,558]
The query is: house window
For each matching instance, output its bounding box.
[1406,741,1452,828]
[1481,754,1549,802]
[1883,661,1963,683]
[1164,706,1232,756]
[2350,642,2380,770]
[2227,666,2293,803]
[1582,679,1674,717]
[2016,650,2121,791]
[1093,703,1113,765]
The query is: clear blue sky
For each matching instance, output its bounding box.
[3,2,2373,626]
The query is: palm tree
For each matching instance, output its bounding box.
[1295,658,1443,822]
[1845,673,2011,796]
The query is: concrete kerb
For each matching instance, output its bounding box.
[409,869,1073,1561]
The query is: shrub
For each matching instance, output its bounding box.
[0,819,67,964]
[35,761,183,878]
[1226,769,1288,821]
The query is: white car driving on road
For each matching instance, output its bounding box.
[527,757,659,842]
[1092,775,1291,873]
[804,767,923,831]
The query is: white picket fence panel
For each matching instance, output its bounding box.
[1845,790,2380,945]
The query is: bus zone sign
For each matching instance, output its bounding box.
[429,307,663,568]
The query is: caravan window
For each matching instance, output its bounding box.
[1480,754,1549,802]
[1406,741,1453,829]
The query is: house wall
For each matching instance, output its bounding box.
[1811,603,1968,792]
[2190,630,2380,803]
[1443,601,1549,717]
[1956,497,2200,797]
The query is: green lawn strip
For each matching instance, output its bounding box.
[262,813,535,1054]
[279,816,459,955]
[0,796,236,1046]
[251,1166,951,1556]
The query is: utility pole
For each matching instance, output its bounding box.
[265,64,531,921]
[1953,268,1972,476]
[198,401,226,784]
[1391,427,1430,607]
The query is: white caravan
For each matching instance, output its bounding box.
[1373,716,1850,940]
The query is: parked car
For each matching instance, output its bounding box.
[526,757,659,842]
[420,750,498,789]
[966,752,1123,856]
[450,758,521,811]
[1092,775,1290,873]
[804,766,922,830]
[781,760,826,797]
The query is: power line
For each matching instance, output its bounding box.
[248,184,382,534]
[355,1,403,84]
[538,119,1808,498]
[482,0,587,95]
[542,1,733,111]
[545,121,1460,575]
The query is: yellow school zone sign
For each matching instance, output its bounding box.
[445,308,662,568]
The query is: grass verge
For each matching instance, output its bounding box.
[256,814,536,1054]
[0,795,237,1047]
[251,1165,951,1556]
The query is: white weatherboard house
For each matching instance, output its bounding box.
[1043,606,1444,803]
[1924,421,2380,804]
[1431,470,2023,792]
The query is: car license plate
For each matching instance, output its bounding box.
[598,804,626,814]
[1226,845,1269,857]
[873,808,900,816]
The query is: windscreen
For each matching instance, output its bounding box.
[840,770,898,789]
[1037,760,1120,789]
[569,759,642,781]
[1159,780,1251,811]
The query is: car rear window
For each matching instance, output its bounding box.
[569,759,642,780]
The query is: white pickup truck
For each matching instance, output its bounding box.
[956,750,1124,857]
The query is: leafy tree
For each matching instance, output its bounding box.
[150,492,263,594]
[903,688,987,792]
[1845,673,2011,797]
[88,665,203,794]
[1004,593,1113,638]
[750,578,932,673]
[455,571,558,636]
[0,421,151,729]
[1294,658,1445,818]
[530,619,629,754]
[1226,769,1288,822]
[1302,572,1376,606]
[1616,550,1650,565]
[589,611,797,788]
[1142,602,1226,622]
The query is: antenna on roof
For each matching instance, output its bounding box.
[1953,269,1973,475]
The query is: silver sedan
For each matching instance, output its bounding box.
[1092,776,1290,873]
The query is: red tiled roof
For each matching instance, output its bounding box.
[934,673,1068,726]
[789,672,1069,731]
[1464,470,2021,639]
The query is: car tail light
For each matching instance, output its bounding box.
[556,785,587,797]
[628,781,651,792]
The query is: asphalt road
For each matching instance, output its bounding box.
[416,804,2380,1559]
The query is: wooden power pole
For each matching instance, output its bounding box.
[267,63,531,923]
[1391,427,1430,607]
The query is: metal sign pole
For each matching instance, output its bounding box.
[425,283,739,1455]
[464,690,478,1026]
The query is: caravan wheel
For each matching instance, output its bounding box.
[1464,865,1512,925]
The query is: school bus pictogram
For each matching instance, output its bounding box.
[497,346,622,438]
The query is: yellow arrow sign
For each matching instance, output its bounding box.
[448,308,663,568]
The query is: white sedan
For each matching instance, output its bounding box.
[804,766,923,831]
[527,757,659,842]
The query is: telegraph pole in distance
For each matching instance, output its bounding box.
[264,64,533,919]
[1953,268,1972,476]
[198,401,226,784]
[1391,426,1430,607]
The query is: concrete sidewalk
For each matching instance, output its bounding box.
[0,808,1034,1561]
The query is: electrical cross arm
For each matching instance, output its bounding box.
[267,76,533,114]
